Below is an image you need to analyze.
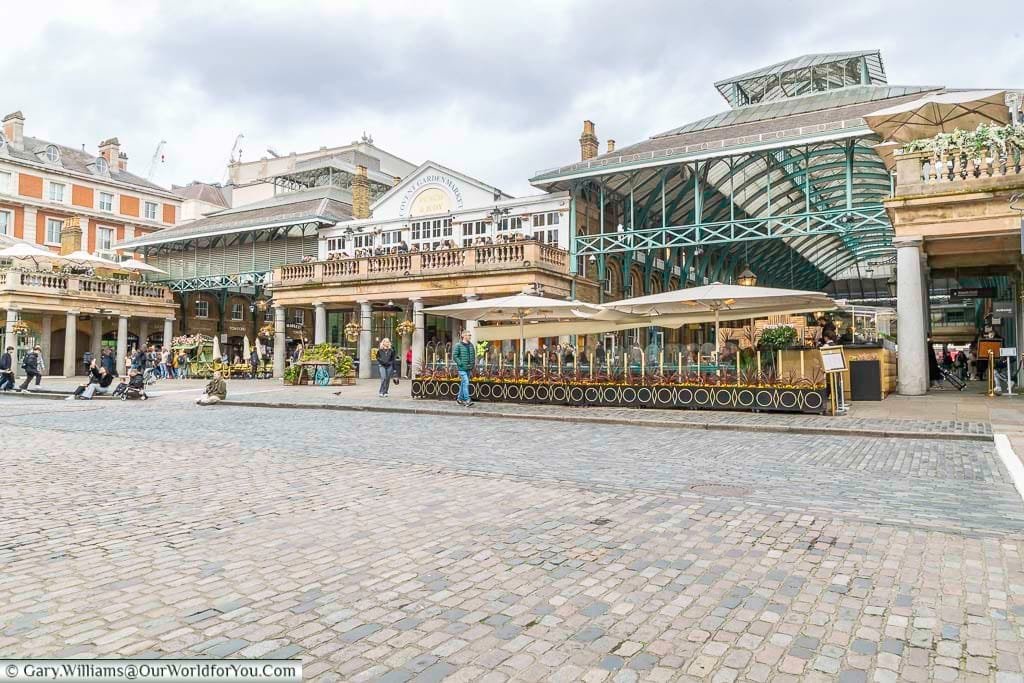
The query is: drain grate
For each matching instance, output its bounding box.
[689,484,751,497]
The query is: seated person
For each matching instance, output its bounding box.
[70,362,115,400]
[196,371,227,405]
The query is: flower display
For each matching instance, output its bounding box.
[395,320,416,337]
[344,321,362,343]
[11,320,30,335]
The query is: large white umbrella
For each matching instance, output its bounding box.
[243,335,251,361]
[0,242,67,268]
[119,258,167,274]
[425,293,602,354]
[864,90,1010,143]
[212,336,222,363]
[64,250,122,268]
[600,282,835,354]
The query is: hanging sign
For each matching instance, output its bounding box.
[992,300,1014,316]
[950,287,996,300]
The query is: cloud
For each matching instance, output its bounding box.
[0,0,1020,196]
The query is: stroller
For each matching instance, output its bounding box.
[142,367,160,387]
[114,372,149,401]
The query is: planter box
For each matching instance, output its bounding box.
[411,379,828,414]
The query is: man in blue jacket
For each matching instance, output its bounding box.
[452,330,476,407]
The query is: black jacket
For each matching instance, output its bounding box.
[101,353,116,376]
[0,352,11,372]
[377,347,396,369]
[22,352,38,373]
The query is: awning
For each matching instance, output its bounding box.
[864,90,1010,143]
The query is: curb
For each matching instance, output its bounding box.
[217,399,994,443]
[994,434,1024,503]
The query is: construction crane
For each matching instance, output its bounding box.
[229,134,245,164]
[146,140,167,180]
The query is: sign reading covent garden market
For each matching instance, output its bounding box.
[398,173,466,217]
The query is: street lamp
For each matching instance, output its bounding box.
[737,265,758,287]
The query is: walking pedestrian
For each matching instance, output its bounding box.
[18,345,43,392]
[377,338,396,397]
[0,346,15,391]
[453,329,476,407]
[405,346,412,379]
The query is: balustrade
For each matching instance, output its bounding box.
[897,144,1024,187]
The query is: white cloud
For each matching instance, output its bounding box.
[1,0,1020,196]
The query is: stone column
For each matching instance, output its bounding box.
[464,294,479,341]
[163,318,174,348]
[116,315,129,376]
[314,302,327,345]
[400,304,409,379]
[273,305,286,379]
[138,319,149,350]
[411,298,425,378]
[358,300,372,379]
[896,238,928,395]
[40,315,52,375]
[90,317,103,359]
[63,311,78,377]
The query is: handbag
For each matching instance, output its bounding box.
[392,375,400,385]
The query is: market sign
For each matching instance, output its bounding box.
[992,300,1014,316]
[950,287,996,300]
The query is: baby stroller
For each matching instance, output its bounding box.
[142,367,160,387]
[114,373,149,401]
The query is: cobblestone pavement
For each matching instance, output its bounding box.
[1,395,1023,682]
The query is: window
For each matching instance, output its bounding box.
[411,221,422,241]
[48,182,65,203]
[94,157,108,174]
[0,131,6,150]
[98,192,114,212]
[144,201,158,220]
[195,300,209,318]
[264,308,274,323]
[291,309,304,325]
[0,171,10,194]
[326,237,345,252]
[498,216,522,233]
[96,227,114,252]
[461,220,488,246]
[231,303,243,321]
[0,210,10,236]
[532,212,560,245]
[532,211,561,227]
[45,218,63,245]
[381,230,400,246]
[353,233,373,249]
[44,145,60,163]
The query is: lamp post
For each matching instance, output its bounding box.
[737,266,758,287]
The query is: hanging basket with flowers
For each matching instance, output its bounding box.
[11,320,30,335]
[396,319,416,337]
[344,320,362,343]
[258,323,275,339]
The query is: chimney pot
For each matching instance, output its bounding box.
[2,111,25,149]
[607,139,616,153]
[98,137,121,168]
[579,120,598,161]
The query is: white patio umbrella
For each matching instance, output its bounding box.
[424,293,603,354]
[243,335,251,361]
[600,282,835,354]
[118,258,167,274]
[864,90,1010,143]
[212,336,222,363]
[0,242,67,268]
[64,250,123,268]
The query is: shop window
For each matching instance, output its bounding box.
[195,300,209,318]
[291,309,304,325]
[231,303,243,321]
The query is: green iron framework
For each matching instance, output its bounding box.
[556,136,895,292]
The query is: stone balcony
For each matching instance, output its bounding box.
[0,268,175,315]
[892,145,1024,198]
[274,242,571,287]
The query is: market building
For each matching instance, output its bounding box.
[117,137,416,362]
[0,111,181,375]
[530,50,1024,396]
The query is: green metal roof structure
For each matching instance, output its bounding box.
[530,51,953,292]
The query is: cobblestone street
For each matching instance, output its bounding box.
[1,392,1023,682]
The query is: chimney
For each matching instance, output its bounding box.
[2,111,24,149]
[579,120,598,161]
[118,151,128,172]
[98,137,120,166]
[352,165,370,219]
[607,139,616,154]
[60,216,83,255]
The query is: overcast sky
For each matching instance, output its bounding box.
[5,0,1021,197]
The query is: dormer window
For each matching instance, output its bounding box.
[0,132,7,152]
[44,145,60,163]
[94,157,109,174]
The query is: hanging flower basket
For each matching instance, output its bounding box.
[396,319,416,336]
[344,320,362,343]
[258,323,275,339]
[11,320,30,335]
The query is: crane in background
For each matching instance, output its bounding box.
[146,140,167,181]
[221,134,245,184]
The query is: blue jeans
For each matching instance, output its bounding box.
[378,364,394,395]
[457,370,471,403]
